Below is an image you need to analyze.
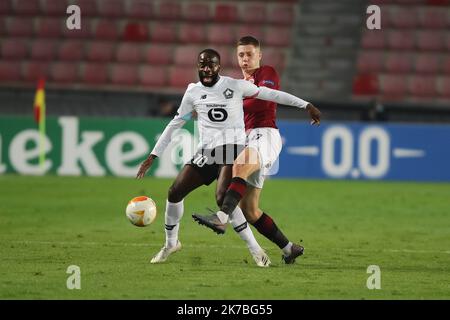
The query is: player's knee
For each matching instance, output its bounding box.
[246,210,261,224]
[167,185,183,203]
[240,203,259,224]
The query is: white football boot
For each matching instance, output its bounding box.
[150,240,182,263]
[251,249,271,267]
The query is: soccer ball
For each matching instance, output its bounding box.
[126,196,157,227]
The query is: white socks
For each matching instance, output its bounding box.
[216,210,229,224]
[163,200,264,256]
[164,199,184,248]
[282,242,293,256]
[229,206,262,254]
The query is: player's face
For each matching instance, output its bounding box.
[237,45,262,73]
[197,53,221,87]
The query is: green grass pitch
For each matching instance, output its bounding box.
[0,175,449,299]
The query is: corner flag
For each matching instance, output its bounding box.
[33,78,46,169]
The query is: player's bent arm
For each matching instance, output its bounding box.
[150,117,187,158]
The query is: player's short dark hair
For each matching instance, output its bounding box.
[198,48,221,62]
[237,36,260,48]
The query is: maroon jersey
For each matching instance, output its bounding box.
[243,65,280,130]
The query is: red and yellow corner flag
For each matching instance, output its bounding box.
[33,78,46,168]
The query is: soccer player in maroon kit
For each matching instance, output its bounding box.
[194,36,321,264]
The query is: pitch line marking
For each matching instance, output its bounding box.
[5,240,450,255]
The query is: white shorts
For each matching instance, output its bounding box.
[245,127,282,189]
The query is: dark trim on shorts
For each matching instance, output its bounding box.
[187,144,244,186]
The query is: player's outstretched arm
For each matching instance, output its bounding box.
[256,86,321,125]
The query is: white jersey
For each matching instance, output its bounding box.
[151,75,309,157]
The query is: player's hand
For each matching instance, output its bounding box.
[136,154,156,179]
[306,103,321,126]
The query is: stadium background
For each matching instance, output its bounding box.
[0,0,449,300]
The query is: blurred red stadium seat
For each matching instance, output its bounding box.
[123,22,149,42]
[265,27,291,47]
[14,0,40,15]
[385,53,413,73]
[144,45,173,65]
[389,7,418,28]
[42,0,67,16]
[98,0,123,18]
[127,0,154,19]
[8,17,35,37]
[395,0,426,4]
[215,4,239,23]
[1,39,28,60]
[263,49,286,70]
[356,51,384,73]
[83,63,109,85]
[36,18,62,38]
[443,56,450,74]
[0,62,21,82]
[116,43,142,63]
[439,77,450,98]
[419,7,448,28]
[409,76,437,97]
[169,67,197,88]
[58,41,85,61]
[178,23,207,44]
[158,1,182,20]
[75,0,98,16]
[31,40,57,61]
[387,31,415,50]
[267,5,294,25]
[380,75,407,99]
[414,54,439,73]
[240,4,266,23]
[140,66,168,87]
[0,18,5,36]
[417,31,444,51]
[352,73,379,95]
[235,25,264,42]
[87,42,114,62]
[208,25,235,45]
[361,31,386,50]
[150,22,177,43]
[174,46,202,66]
[111,64,138,85]
[23,62,50,83]
[51,63,79,83]
[426,0,450,6]
[0,0,11,14]
[95,20,119,40]
[184,2,211,22]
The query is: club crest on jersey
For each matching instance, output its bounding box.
[201,94,207,99]
[223,88,234,99]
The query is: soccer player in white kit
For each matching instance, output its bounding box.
[193,37,321,264]
[137,49,315,266]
